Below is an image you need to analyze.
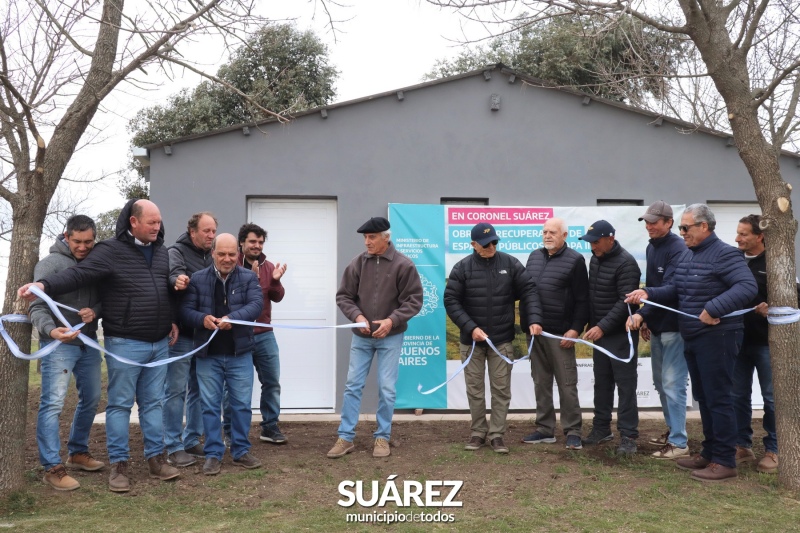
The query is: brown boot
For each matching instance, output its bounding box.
[66,452,105,471]
[373,438,391,458]
[44,465,80,491]
[757,451,778,474]
[690,463,737,483]
[735,446,756,465]
[676,454,710,471]
[148,455,180,481]
[109,461,130,493]
[327,438,355,459]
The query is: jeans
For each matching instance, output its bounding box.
[684,329,742,468]
[37,338,102,469]
[196,353,254,460]
[162,336,203,454]
[592,332,639,439]
[461,341,513,440]
[338,333,404,442]
[733,344,776,453]
[104,336,168,463]
[253,331,281,430]
[528,335,582,437]
[650,331,689,448]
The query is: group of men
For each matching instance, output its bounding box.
[19,202,780,491]
[21,200,288,492]
[436,202,776,483]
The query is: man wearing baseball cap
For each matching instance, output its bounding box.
[628,201,690,460]
[444,222,543,454]
[579,220,642,456]
[329,216,423,459]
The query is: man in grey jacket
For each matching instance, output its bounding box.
[328,217,423,459]
[30,215,103,491]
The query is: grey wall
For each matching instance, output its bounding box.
[150,66,800,413]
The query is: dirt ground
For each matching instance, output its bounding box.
[22,378,741,512]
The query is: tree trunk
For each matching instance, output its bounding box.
[0,197,48,493]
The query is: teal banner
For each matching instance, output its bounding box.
[389,204,447,408]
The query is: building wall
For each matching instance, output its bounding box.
[150,67,800,413]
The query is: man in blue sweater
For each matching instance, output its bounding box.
[627,204,757,482]
[627,201,690,460]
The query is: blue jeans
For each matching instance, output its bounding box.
[162,336,203,453]
[650,331,689,448]
[733,344,776,453]
[196,353,254,460]
[104,336,168,463]
[684,329,742,468]
[37,338,101,469]
[253,331,281,430]
[338,333,404,442]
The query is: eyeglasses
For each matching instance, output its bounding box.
[486,240,498,247]
[678,222,703,233]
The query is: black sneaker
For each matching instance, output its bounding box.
[521,431,556,444]
[582,428,614,446]
[233,452,262,469]
[565,435,583,450]
[260,426,287,444]
[617,436,638,456]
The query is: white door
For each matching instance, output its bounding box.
[248,199,338,412]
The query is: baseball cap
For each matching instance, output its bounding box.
[471,222,500,247]
[579,220,616,243]
[638,201,673,223]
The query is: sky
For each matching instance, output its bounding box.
[0,0,497,302]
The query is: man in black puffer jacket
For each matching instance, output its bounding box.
[19,199,180,493]
[519,217,589,450]
[444,222,543,454]
[579,220,641,456]
[627,204,757,483]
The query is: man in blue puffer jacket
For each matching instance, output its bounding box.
[627,204,756,483]
[181,233,264,476]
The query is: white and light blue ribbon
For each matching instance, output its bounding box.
[1,285,366,367]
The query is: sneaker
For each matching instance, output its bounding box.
[676,454,711,471]
[690,463,737,483]
[464,436,486,451]
[167,449,197,467]
[373,438,391,458]
[651,443,690,460]
[582,428,614,446]
[109,461,130,492]
[43,465,80,491]
[327,438,355,458]
[649,430,670,446]
[735,446,757,465]
[66,452,104,472]
[233,452,262,469]
[490,437,509,454]
[757,451,778,474]
[565,435,583,450]
[184,444,205,457]
[617,436,637,456]
[260,426,288,444]
[148,455,180,481]
[521,431,557,444]
[203,457,221,476]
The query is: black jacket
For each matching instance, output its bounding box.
[588,241,641,336]
[41,199,174,343]
[169,232,213,337]
[636,232,686,335]
[444,250,542,345]
[520,245,589,335]
[742,252,768,346]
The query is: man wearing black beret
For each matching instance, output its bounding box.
[329,216,423,459]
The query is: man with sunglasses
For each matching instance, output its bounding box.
[626,204,757,482]
[444,222,542,454]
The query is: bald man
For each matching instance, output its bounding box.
[19,199,180,492]
[180,233,264,475]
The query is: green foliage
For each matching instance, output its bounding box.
[425,13,681,105]
[94,208,121,241]
[128,23,338,151]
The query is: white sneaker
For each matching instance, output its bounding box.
[651,443,689,460]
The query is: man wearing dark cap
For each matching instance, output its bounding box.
[579,220,642,456]
[627,202,690,460]
[329,216,423,459]
[444,222,542,454]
